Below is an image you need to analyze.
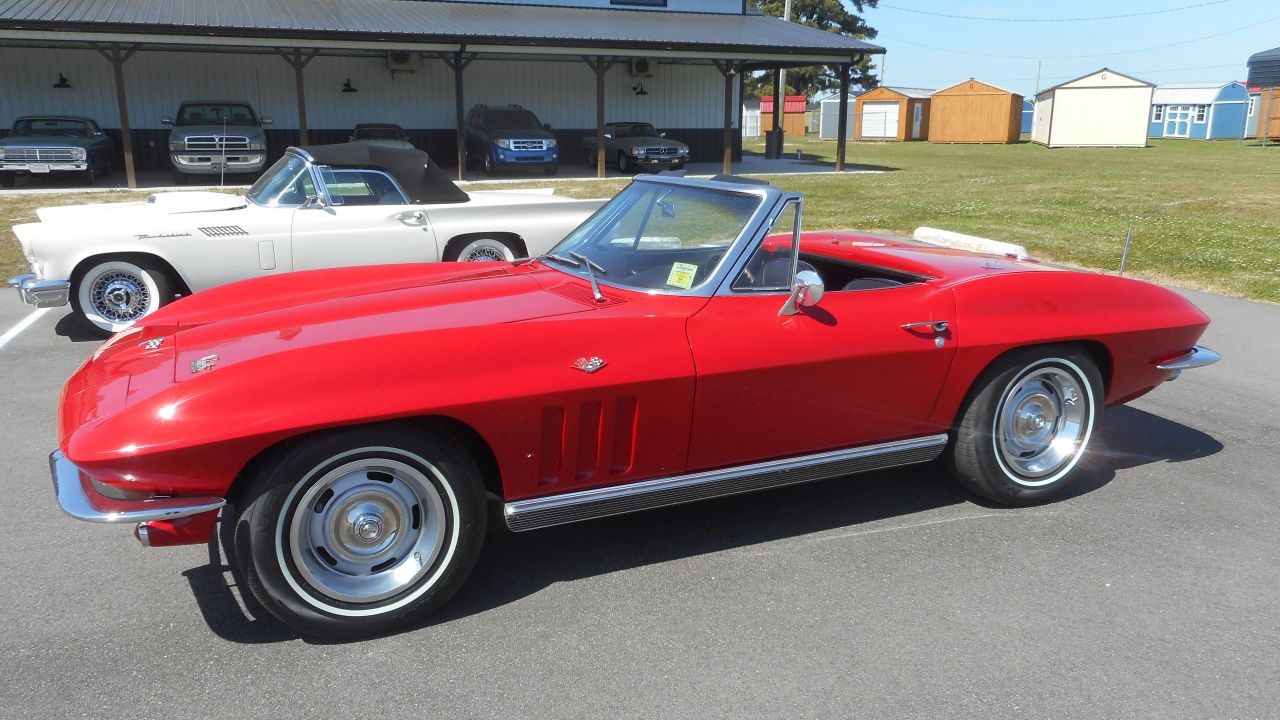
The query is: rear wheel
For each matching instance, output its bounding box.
[231,424,487,639]
[946,345,1102,505]
[446,237,517,263]
[71,257,175,336]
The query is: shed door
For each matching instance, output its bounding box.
[1164,106,1192,138]
[862,102,900,138]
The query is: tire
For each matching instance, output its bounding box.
[585,150,596,168]
[446,237,517,263]
[71,257,175,336]
[617,151,631,173]
[231,424,487,639]
[0,173,14,188]
[484,153,497,177]
[81,167,96,186]
[946,345,1103,506]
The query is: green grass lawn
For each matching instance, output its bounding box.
[4,138,1277,301]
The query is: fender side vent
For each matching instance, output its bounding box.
[198,225,248,237]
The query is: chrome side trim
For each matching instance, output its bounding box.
[1156,345,1221,372]
[504,434,949,532]
[50,451,225,524]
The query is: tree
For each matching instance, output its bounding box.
[746,0,880,100]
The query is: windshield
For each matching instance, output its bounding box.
[246,154,314,207]
[484,110,542,130]
[612,124,658,138]
[543,182,761,293]
[176,103,258,126]
[13,118,90,137]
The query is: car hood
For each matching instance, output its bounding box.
[35,191,247,223]
[487,127,556,141]
[618,136,688,149]
[0,135,99,148]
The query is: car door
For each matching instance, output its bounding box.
[684,200,957,471]
[290,167,438,271]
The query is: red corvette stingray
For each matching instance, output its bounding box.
[51,175,1218,638]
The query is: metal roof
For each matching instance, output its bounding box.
[1036,68,1153,97]
[1151,82,1238,106]
[886,87,934,99]
[1247,46,1280,87]
[0,0,884,60]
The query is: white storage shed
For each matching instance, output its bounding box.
[1031,68,1154,148]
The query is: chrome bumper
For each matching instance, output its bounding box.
[7,273,70,308]
[1157,345,1221,380]
[50,450,225,523]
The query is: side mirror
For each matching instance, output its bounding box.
[543,123,552,131]
[160,116,172,126]
[660,132,667,138]
[779,270,825,316]
[603,133,613,139]
[302,194,328,209]
[262,117,274,126]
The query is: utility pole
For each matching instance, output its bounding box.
[772,0,793,159]
[1034,60,1042,96]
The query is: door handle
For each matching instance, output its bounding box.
[901,320,950,333]
[398,211,427,224]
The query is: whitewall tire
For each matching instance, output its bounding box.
[450,237,517,263]
[72,259,173,336]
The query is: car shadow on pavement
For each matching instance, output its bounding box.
[53,312,104,343]
[185,403,1220,644]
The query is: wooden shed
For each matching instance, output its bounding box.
[759,95,807,137]
[929,79,1023,144]
[854,86,931,141]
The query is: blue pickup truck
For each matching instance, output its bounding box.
[464,104,559,176]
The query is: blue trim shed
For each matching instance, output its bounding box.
[1149,82,1248,139]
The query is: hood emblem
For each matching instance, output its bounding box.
[190,354,218,373]
[139,337,165,350]
[572,356,607,374]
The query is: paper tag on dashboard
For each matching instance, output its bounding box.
[666,262,699,290]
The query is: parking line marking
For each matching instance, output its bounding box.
[0,308,51,351]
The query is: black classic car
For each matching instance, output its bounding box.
[0,116,114,187]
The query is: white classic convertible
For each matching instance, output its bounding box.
[8,142,606,334]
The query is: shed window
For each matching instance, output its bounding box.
[1152,106,1164,122]
[1194,106,1207,123]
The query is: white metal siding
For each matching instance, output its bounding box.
[0,47,734,131]
[818,98,853,139]
[861,101,898,138]
[1044,87,1152,147]
[1031,94,1053,144]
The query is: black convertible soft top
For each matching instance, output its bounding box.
[295,142,469,205]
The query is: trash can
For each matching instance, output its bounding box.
[764,130,784,159]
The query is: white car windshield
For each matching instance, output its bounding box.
[542,182,761,293]
[246,155,315,207]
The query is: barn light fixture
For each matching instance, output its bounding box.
[53,72,71,89]
[632,82,649,96]
[342,78,358,93]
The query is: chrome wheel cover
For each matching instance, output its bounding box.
[287,457,448,605]
[462,244,508,262]
[993,360,1093,486]
[90,270,151,323]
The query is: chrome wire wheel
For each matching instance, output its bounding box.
[992,360,1094,487]
[453,237,516,263]
[284,456,452,608]
[90,269,151,323]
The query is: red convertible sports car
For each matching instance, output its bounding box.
[52,174,1218,638]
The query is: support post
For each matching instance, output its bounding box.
[772,67,784,157]
[441,48,473,181]
[836,63,851,172]
[584,56,616,179]
[715,61,741,175]
[92,43,138,189]
[277,49,320,146]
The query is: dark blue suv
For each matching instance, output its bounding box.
[464,104,559,176]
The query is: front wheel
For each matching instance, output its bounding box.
[946,345,1102,505]
[617,151,631,173]
[71,258,175,336]
[232,424,487,639]
[483,153,498,177]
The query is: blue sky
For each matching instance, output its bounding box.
[856,0,1279,96]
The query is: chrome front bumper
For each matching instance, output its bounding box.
[7,273,70,308]
[1157,345,1221,380]
[50,450,225,523]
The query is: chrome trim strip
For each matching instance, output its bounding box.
[50,451,225,524]
[504,434,949,532]
[1156,345,1221,371]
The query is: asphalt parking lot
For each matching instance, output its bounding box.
[0,286,1275,719]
